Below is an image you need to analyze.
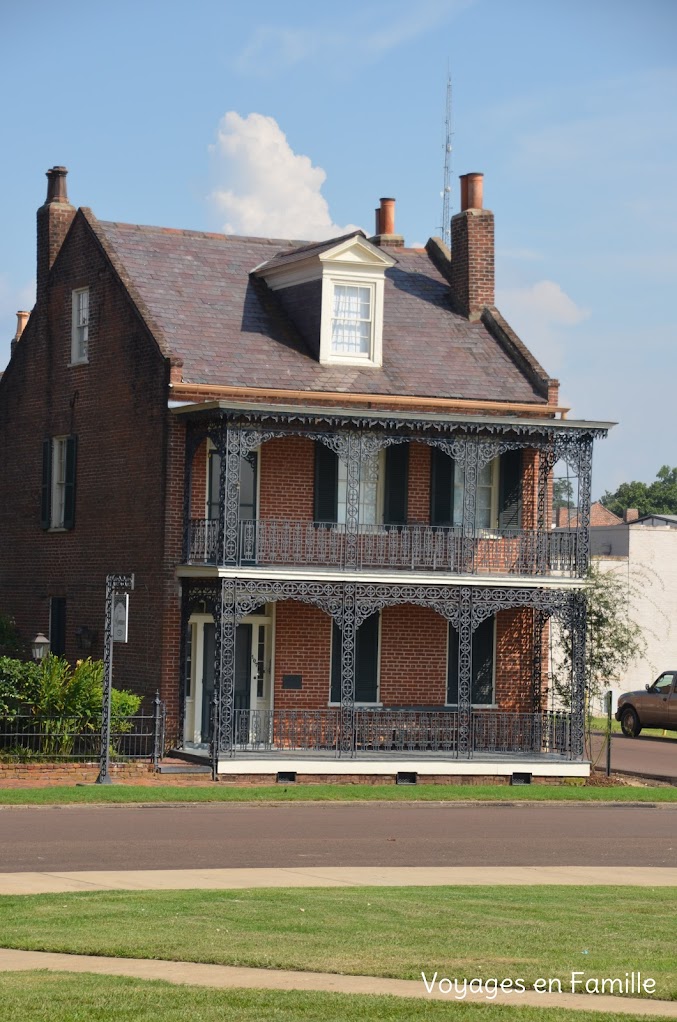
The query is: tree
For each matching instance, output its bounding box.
[553,478,574,510]
[552,564,646,710]
[600,465,677,518]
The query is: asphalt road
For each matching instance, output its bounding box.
[1,803,675,872]
[590,731,677,782]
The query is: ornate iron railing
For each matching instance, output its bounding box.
[224,708,573,758]
[0,710,166,764]
[187,518,579,577]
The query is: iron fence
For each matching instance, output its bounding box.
[224,708,573,758]
[187,518,579,577]
[0,708,166,765]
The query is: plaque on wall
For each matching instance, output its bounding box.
[282,674,302,690]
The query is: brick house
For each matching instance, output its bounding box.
[0,167,611,781]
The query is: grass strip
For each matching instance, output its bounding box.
[588,718,676,739]
[0,972,665,1022]
[1,886,675,1000]
[0,783,675,805]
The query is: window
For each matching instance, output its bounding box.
[207,448,258,521]
[331,611,380,703]
[315,443,409,526]
[41,436,77,530]
[431,449,522,531]
[331,284,373,356]
[447,616,495,706]
[71,288,89,363]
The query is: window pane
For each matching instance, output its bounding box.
[336,454,379,524]
[331,284,372,354]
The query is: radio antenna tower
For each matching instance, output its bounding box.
[439,71,453,249]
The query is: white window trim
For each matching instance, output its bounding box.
[70,287,89,365]
[50,436,68,530]
[319,269,386,367]
[445,616,497,708]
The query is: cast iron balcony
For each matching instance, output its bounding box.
[185,518,580,577]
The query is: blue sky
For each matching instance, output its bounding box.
[1,0,675,497]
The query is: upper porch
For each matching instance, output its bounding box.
[174,400,610,582]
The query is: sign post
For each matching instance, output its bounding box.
[96,573,134,784]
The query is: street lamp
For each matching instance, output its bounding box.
[31,633,50,661]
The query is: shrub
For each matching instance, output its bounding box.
[0,657,39,719]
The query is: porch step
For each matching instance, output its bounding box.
[157,757,211,775]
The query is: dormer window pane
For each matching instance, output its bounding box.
[331,284,372,355]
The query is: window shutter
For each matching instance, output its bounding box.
[383,444,409,525]
[431,447,454,526]
[331,612,380,704]
[41,439,52,529]
[498,450,522,530]
[63,435,77,530]
[447,616,495,705]
[471,616,495,704]
[355,611,379,702]
[314,442,338,523]
[207,451,220,520]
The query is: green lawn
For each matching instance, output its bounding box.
[0,782,675,805]
[588,718,676,738]
[0,973,664,1022]
[1,886,675,1000]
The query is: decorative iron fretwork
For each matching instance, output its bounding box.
[97,573,135,784]
[462,439,479,574]
[532,608,548,712]
[340,584,357,754]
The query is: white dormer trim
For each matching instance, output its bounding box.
[255,235,395,368]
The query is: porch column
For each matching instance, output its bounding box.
[531,608,548,712]
[218,423,242,566]
[457,587,473,757]
[575,436,594,576]
[213,578,237,759]
[569,590,587,759]
[344,432,361,569]
[536,442,556,575]
[461,438,479,574]
[339,583,357,756]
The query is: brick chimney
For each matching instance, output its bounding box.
[10,311,30,357]
[623,508,639,523]
[450,172,494,320]
[370,197,404,248]
[37,166,75,303]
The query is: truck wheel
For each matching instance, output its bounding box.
[620,707,641,737]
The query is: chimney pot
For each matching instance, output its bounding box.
[14,311,29,340]
[45,166,70,205]
[374,207,382,236]
[379,197,396,236]
[460,172,483,211]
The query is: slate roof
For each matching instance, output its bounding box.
[91,217,549,404]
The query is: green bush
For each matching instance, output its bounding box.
[0,657,39,718]
[0,614,29,659]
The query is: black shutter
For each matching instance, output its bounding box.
[471,616,495,704]
[314,442,338,523]
[331,612,380,704]
[355,611,379,702]
[41,439,52,529]
[63,435,77,530]
[383,444,409,525]
[49,597,66,657]
[207,451,220,520]
[447,616,495,705]
[498,450,522,531]
[446,623,459,704]
[431,447,454,526]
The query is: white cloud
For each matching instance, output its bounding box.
[234,1,473,74]
[496,280,590,375]
[209,112,360,241]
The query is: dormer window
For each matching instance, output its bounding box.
[253,232,395,369]
[331,284,373,357]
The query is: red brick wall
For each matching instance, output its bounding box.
[495,608,534,712]
[273,600,332,708]
[379,605,447,704]
[190,439,208,518]
[0,210,172,710]
[259,436,315,521]
[407,443,431,524]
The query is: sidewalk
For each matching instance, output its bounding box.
[2,865,677,894]
[0,948,675,1016]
